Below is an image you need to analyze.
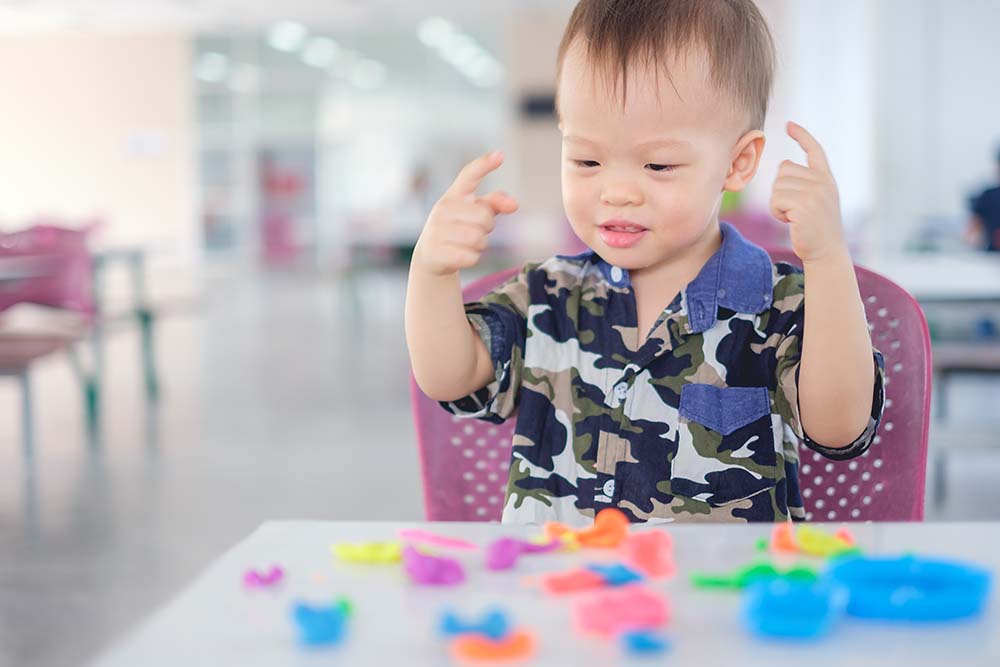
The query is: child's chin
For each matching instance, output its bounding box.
[592,245,653,270]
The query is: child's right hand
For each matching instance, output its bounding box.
[412,150,520,277]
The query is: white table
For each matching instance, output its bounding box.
[89,521,1000,667]
[867,253,1000,304]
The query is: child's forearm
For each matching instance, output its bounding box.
[770,122,877,447]
[405,263,494,402]
[404,150,518,402]
[797,249,876,447]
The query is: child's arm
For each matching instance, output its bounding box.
[770,122,877,447]
[405,151,520,402]
[798,251,877,446]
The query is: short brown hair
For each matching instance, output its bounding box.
[556,0,776,131]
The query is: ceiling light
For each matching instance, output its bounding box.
[194,52,229,82]
[418,16,455,48]
[302,36,341,68]
[267,20,307,52]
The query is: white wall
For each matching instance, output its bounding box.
[0,31,199,303]
[872,0,1000,255]
[745,0,875,252]
[506,8,569,258]
[3,0,992,284]
[316,84,514,268]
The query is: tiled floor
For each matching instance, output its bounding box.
[1,265,998,667]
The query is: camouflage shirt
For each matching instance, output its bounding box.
[442,222,885,526]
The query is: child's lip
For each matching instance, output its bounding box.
[600,219,648,232]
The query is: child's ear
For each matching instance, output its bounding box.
[723,130,766,193]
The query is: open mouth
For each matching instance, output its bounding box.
[599,221,648,248]
[600,223,647,233]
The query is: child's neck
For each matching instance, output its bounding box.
[629,222,723,337]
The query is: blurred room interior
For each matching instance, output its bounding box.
[1,1,999,665]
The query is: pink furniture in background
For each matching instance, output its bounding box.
[410,251,931,522]
[0,223,98,456]
[0,223,97,314]
[723,209,791,249]
[768,248,931,522]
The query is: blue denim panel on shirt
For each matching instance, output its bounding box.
[678,384,771,435]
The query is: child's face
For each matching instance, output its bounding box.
[558,39,755,272]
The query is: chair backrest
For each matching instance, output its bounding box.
[767,248,931,521]
[410,268,520,521]
[410,255,932,522]
[0,223,97,316]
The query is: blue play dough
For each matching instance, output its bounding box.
[622,630,671,654]
[439,608,511,640]
[743,555,992,641]
[827,555,992,621]
[586,563,644,586]
[743,578,848,640]
[292,601,349,646]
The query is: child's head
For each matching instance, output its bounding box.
[555,0,776,272]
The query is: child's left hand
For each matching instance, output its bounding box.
[770,122,847,263]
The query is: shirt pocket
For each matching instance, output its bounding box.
[673,384,778,506]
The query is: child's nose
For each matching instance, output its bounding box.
[600,183,644,207]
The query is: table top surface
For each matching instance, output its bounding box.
[868,253,1000,301]
[89,520,1000,667]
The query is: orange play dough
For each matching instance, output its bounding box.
[450,629,537,662]
[771,522,799,553]
[543,508,630,549]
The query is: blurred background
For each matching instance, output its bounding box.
[1,1,999,665]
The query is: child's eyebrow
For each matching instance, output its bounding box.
[563,135,692,150]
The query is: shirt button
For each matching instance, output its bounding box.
[610,266,624,283]
[603,480,616,497]
[717,288,726,298]
[614,382,628,399]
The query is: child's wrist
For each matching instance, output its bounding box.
[800,242,851,270]
[410,244,460,279]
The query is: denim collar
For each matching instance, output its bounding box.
[580,221,774,333]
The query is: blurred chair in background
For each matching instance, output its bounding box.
[0,222,99,455]
[723,208,791,249]
[1,218,162,455]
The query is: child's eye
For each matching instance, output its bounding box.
[573,160,600,168]
[646,164,677,173]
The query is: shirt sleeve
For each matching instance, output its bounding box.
[773,287,886,461]
[438,264,534,424]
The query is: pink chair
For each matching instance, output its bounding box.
[1,223,99,456]
[410,254,931,522]
[723,209,791,249]
[410,268,520,521]
[0,222,97,316]
[767,248,931,522]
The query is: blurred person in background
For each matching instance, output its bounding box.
[965,146,1000,252]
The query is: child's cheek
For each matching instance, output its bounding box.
[660,175,713,216]
[561,177,593,225]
